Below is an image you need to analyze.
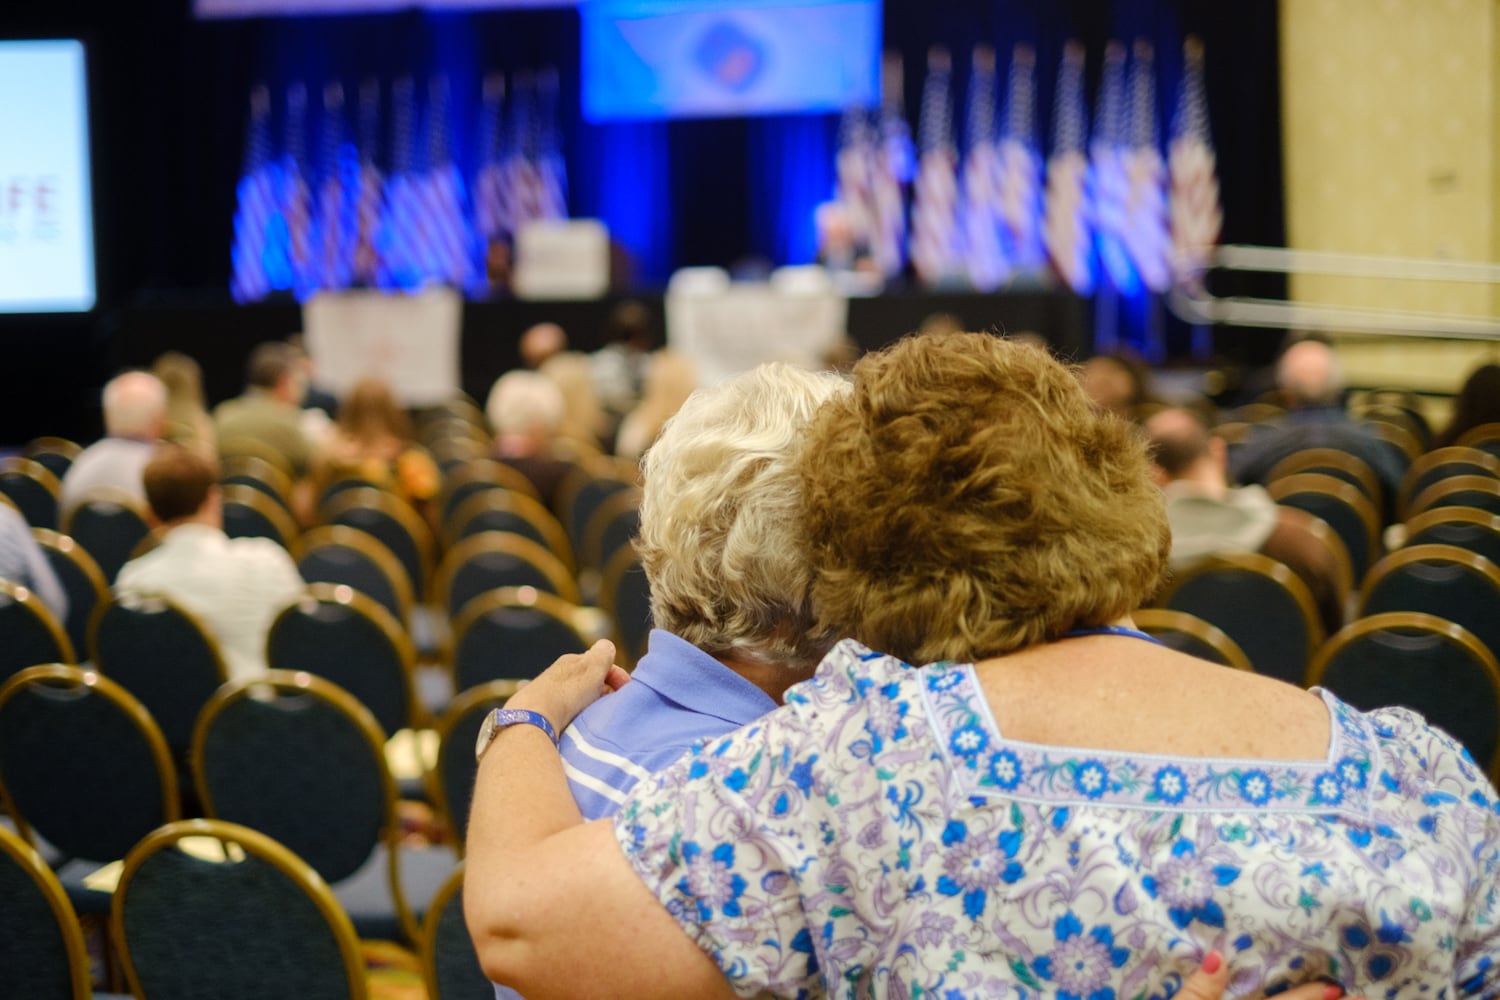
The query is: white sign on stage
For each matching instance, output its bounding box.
[302,287,462,407]
[666,266,848,386]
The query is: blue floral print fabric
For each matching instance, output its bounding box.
[614,640,1500,999]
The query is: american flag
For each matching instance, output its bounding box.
[418,75,477,288]
[961,43,1007,292]
[474,73,510,246]
[281,82,315,298]
[997,43,1045,274]
[1091,42,1136,294]
[314,81,357,292]
[230,84,276,303]
[1169,36,1221,287]
[1123,40,1171,293]
[834,103,878,253]
[870,51,913,280]
[502,71,545,233]
[1042,41,1093,294]
[352,77,385,288]
[377,75,425,290]
[910,46,962,287]
[534,67,568,221]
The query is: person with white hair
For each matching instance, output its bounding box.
[1230,339,1404,506]
[555,362,847,818]
[59,370,168,519]
[485,369,575,511]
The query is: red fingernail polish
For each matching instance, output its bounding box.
[1322,986,1343,1000]
[1202,950,1222,974]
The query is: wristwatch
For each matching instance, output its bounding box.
[475,708,559,762]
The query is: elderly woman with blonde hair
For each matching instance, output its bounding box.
[466,333,1485,997]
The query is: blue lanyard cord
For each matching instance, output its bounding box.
[1061,625,1165,646]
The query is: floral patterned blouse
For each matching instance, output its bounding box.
[614,640,1500,999]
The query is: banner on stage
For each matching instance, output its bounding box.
[303,288,461,407]
[666,266,847,386]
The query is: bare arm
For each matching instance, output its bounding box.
[463,641,739,1000]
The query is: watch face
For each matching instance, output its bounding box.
[475,709,500,762]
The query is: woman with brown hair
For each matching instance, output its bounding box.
[465,334,1485,998]
[316,376,439,512]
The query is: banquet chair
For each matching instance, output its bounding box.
[112,819,368,1000]
[1396,446,1500,519]
[0,579,75,684]
[1354,403,1430,454]
[0,665,179,915]
[29,529,105,665]
[22,437,82,484]
[1158,552,1323,686]
[556,469,635,570]
[0,822,92,1000]
[427,680,521,851]
[1267,472,1382,582]
[91,593,229,760]
[434,531,579,621]
[320,487,435,603]
[1308,612,1500,779]
[0,456,62,530]
[298,525,413,627]
[445,488,574,571]
[599,546,653,668]
[1266,447,1384,516]
[1401,505,1500,568]
[429,435,486,475]
[266,583,419,737]
[582,488,642,577]
[1455,422,1500,460]
[1362,419,1421,476]
[218,436,294,479]
[1358,544,1500,658]
[422,863,491,1000]
[63,488,151,584]
[221,483,300,552]
[449,587,591,693]
[192,671,455,944]
[1406,474,1500,520]
[1132,608,1253,671]
[220,455,295,514]
[439,459,542,523]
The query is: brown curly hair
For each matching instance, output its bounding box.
[798,331,1169,665]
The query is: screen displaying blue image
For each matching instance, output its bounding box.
[0,40,96,313]
[582,0,880,121]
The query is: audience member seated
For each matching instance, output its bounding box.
[60,370,168,520]
[465,333,1496,998]
[1080,349,1155,421]
[1433,362,1500,449]
[0,502,68,622]
[213,341,316,480]
[537,351,613,453]
[115,445,305,683]
[560,363,846,820]
[518,322,568,370]
[1231,339,1404,503]
[152,350,217,462]
[589,300,654,427]
[316,376,439,515]
[612,350,699,461]
[1147,406,1346,635]
[485,370,577,512]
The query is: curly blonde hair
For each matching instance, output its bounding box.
[799,331,1169,665]
[637,363,849,671]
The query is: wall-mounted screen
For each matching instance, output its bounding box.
[0,40,96,314]
[581,0,880,121]
[195,0,572,15]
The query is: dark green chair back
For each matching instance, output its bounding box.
[422,864,491,1000]
[1359,544,1500,659]
[0,580,75,685]
[0,458,61,531]
[450,589,589,693]
[0,822,91,1000]
[64,490,151,584]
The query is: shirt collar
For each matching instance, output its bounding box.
[628,629,779,726]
